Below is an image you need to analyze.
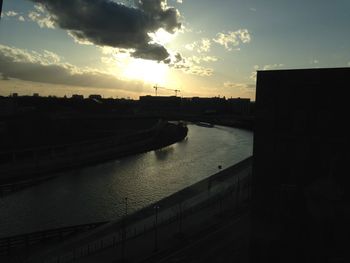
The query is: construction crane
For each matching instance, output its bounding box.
[153,85,181,97]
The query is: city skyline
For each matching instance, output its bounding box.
[1,0,350,100]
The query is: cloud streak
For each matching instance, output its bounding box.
[250,64,285,80]
[0,44,145,93]
[2,10,26,22]
[28,0,182,62]
[185,38,211,53]
[170,54,214,77]
[213,29,251,51]
[224,82,255,90]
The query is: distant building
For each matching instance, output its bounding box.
[88,94,102,100]
[139,95,181,108]
[251,68,349,262]
[11,93,18,97]
[33,93,39,97]
[71,94,84,100]
[191,97,226,114]
[227,97,251,115]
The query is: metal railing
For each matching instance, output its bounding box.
[0,222,108,256]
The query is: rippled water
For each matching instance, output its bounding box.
[0,124,253,237]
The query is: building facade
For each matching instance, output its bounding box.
[251,68,349,262]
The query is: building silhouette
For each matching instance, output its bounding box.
[251,68,349,262]
[71,94,84,100]
[228,97,251,115]
[88,94,102,100]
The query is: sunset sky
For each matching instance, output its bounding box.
[1,0,350,100]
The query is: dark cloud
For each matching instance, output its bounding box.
[132,43,169,61]
[29,0,181,61]
[0,44,145,92]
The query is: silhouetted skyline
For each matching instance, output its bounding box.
[2,0,350,100]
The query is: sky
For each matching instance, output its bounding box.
[1,0,350,100]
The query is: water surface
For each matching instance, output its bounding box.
[0,124,253,237]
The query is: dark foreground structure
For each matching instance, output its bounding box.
[252,68,350,262]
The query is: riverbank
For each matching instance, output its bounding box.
[0,121,188,192]
[177,116,254,131]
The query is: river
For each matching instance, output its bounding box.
[0,124,253,238]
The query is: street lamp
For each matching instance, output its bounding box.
[154,205,160,252]
[125,197,128,217]
[178,202,184,237]
[121,197,128,262]
[235,178,240,210]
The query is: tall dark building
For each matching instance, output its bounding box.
[227,97,251,115]
[0,0,3,19]
[251,68,349,262]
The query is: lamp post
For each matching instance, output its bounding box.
[235,178,240,210]
[121,197,128,262]
[154,205,160,252]
[178,203,183,236]
[125,197,128,217]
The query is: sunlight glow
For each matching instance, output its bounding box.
[149,28,176,45]
[123,58,169,85]
[105,50,170,85]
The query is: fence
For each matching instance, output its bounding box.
[0,221,108,256]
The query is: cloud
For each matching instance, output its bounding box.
[28,7,55,28]
[213,29,251,51]
[4,11,19,17]
[259,64,285,71]
[0,44,145,93]
[223,81,256,99]
[2,10,26,21]
[28,0,182,62]
[185,38,211,53]
[250,64,285,81]
[169,53,214,77]
[224,82,255,91]
[188,55,218,64]
[250,71,257,81]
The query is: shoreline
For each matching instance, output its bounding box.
[0,122,188,194]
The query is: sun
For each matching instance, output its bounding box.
[123,58,169,85]
[106,28,178,86]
